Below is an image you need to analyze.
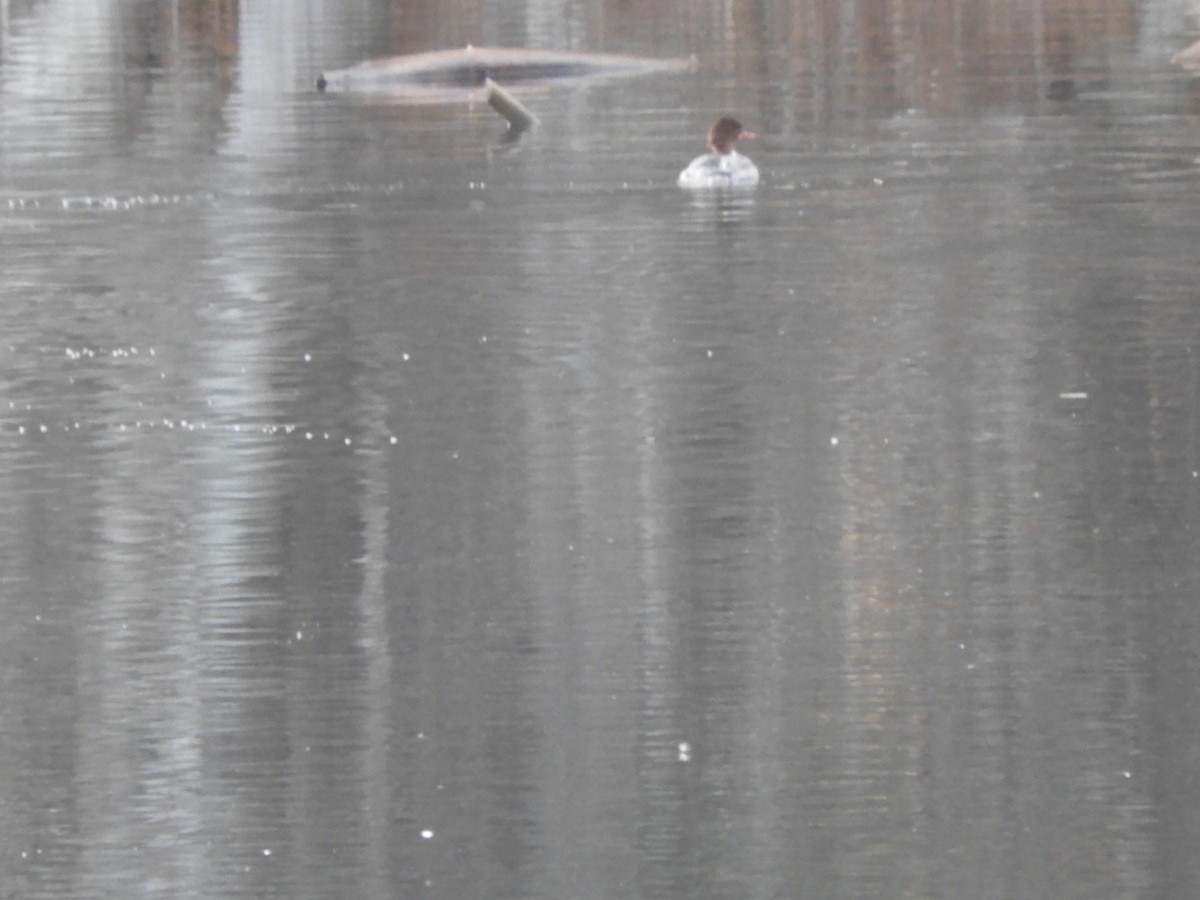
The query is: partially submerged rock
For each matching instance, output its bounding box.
[316,45,694,96]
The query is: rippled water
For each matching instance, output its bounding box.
[4,1,1200,898]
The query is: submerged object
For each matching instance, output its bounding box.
[678,117,760,189]
[316,45,694,96]
[1172,38,1200,70]
[485,78,538,133]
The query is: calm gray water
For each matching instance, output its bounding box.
[3,1,1200,898]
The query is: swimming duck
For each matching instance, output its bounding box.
[678,117,760,188]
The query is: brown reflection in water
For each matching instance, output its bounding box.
[117,0,238,74]
[107,0,238,153]
[742,0,1144,120]
[339,0,1149,122]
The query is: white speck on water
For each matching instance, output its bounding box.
[421,829,434,840]
[402,352,410,361]
[262,848,271,857]
[296,631,303,641]
[305,432,313,440]
[678,741,692,762]
[1059,391,1088,400]
[706,349,713,358]
[390,436,398,444]
[830,436,839,446]
[304,353,312,362]
[1122,770,1132,779]
[344,437,352,446]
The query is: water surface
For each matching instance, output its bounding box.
[3,1,1200,898]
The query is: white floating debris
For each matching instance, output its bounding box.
[262,848,271,857]
[830,436,839,446]
[678,741,692,762]
[1059,392,1088,400]
[420,829,434,840]
[390,436,398,445]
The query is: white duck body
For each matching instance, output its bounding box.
[677,149,760,189]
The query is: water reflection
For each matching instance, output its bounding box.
[4,1,1200,898]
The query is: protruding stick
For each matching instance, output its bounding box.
[485,78,538,132]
